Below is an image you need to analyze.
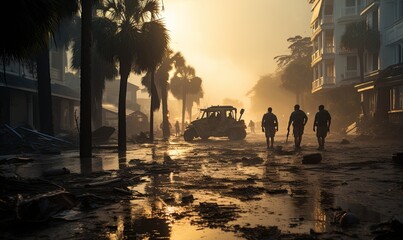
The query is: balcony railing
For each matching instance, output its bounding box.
[340,5,364,18]
[324,46,335,54]
[311,49,322,62]
[312,76,336,91]
[384,18,403,46]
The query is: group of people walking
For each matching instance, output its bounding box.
[261,104,331,151]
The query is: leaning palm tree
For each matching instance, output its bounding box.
[97,0,168,150]
[341,20,380,83]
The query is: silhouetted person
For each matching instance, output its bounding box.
[313,105,331,150]
[248,120,255,133]
[287,104,308,150]
[262,107,278,149]
[175,120,180,137]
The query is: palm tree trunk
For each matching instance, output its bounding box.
[118,68,129,152]
[36,46,54,136]
[150,70,156,141]
[91,78,103,129]
[161,80,170,139]
[181,84,187,133]
[80,0,92,158]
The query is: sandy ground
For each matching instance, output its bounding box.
[1,131,403,239]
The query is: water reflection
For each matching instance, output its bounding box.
[80,157,92,175]
[118,151,127,169]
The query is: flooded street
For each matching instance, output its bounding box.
[1,132,403,239]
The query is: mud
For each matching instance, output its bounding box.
[1,132,403,239]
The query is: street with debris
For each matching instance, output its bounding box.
[1,132,402,239]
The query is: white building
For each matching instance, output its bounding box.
[310,0,365,94]
[309,0,403,130]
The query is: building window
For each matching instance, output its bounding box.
[397,44,403,63]
[346,56,357,70]
[391,85,403,110]
[324,0,333,15]
[346,0,355,7]
[372,52,379,71]
[399,0,403,18]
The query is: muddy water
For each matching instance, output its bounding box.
[2,132,403,239]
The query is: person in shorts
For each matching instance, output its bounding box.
[313,105,331,150]
[261,107,278,149]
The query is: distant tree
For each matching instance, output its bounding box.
[341,20,380,83]
[170,60,203,132]
[274,35,312,106]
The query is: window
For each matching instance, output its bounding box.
[346,0,355,7]
[372,52,379,71]
[346,56,357,70]
[397,44,403,64]
[372,10,378,31]
[391,85,403,110]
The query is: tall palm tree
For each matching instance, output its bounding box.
[136,20,169,141]
[71,18,118,130]
[96,0,168,150]
[170,61,203,132]
[341,20,380,83]
[80,0,93,158]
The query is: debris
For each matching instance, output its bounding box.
[302,153,322,164]
[43,167,71,177]
[340,139,350,144]
[0,157,34,165]
[84,178,122,187]
[113,187,132,195]
[370,218,403,239]
[266,188,288,194]
[392,152,403,165]
[92,126,115,145]
[181,194,194,204]
[333,210,360,228]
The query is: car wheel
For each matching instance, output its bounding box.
[184,129,195,141]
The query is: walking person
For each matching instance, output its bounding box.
[248,120,255,133]
[287,104,308,150]
[175,120,180,137]
[313,105,331,150]
[261,107,278,149]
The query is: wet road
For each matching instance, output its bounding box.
[1,132,403,239]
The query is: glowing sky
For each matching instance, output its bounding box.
[131,0,311,109]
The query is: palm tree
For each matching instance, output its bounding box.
[341,20,380,82]
[71,18,118,130]
[141,51,182,139]
[96,0,168,150]
[170,60,203,132]
[80,0,93,157]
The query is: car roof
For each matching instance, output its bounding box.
[201,105,237,111]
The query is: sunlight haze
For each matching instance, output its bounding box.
[132,0,311,112]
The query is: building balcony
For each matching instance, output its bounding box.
[312,76,336,93]
[339,5,364,20]
[311,46,334,66]
[341,69,359,80]
[384,18,403,46]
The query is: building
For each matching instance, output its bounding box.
[309,0,365,94]
[309,0,403,133]
[0,48,80,134]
